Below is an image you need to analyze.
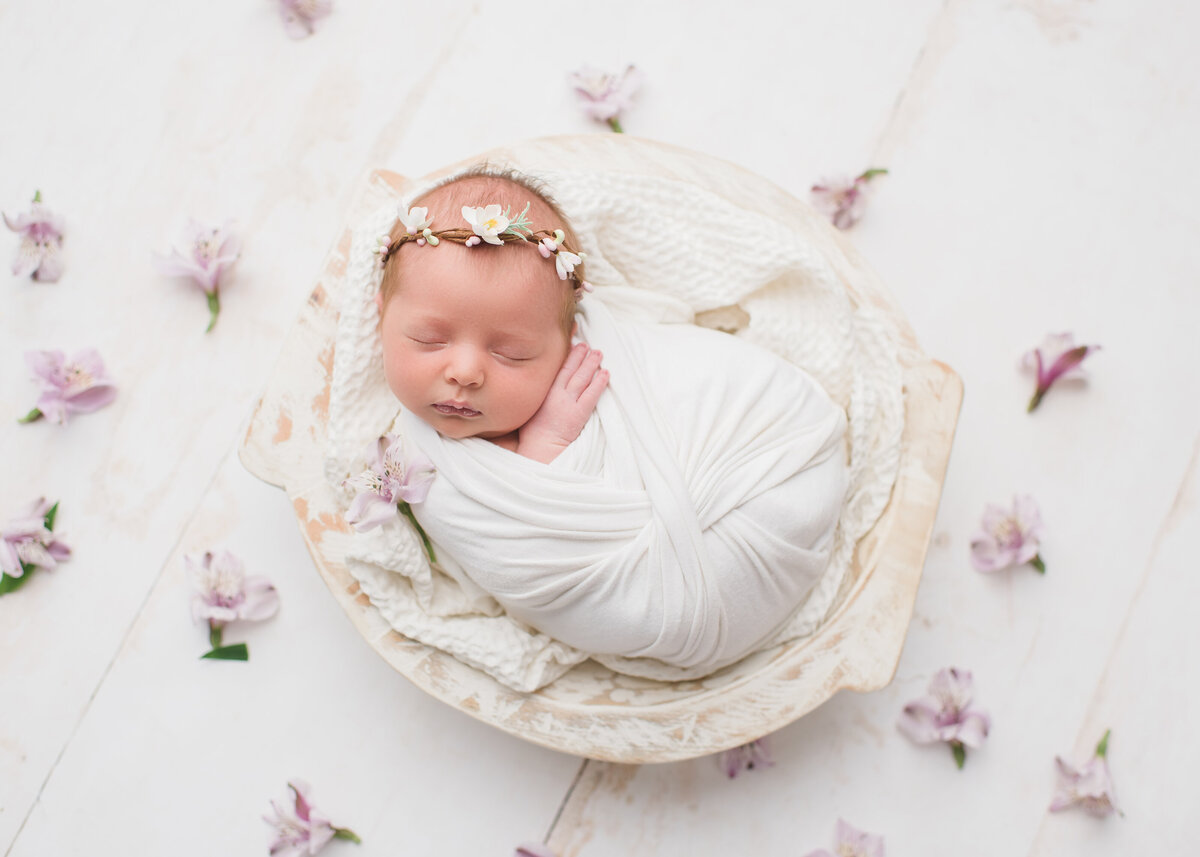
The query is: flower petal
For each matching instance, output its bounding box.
[955,709,991,748]
[346,492,398,531]
[239,577,281,621]
[896,698,942,744]
[25,350,65,385]
[66,383,118,413]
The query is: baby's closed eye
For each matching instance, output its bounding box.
[492,350,535,362]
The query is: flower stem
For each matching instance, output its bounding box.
[951,741,966,769]
[399,503,437,563]
[1030,554,1046,574]
[33,190,42,203]
[1026,387,1045,412]
[206,290,220,333]
[209,623,223,650]
[1095,728,1111,758]
[205,294,222,333]
[858,167,889,182]
[607,117,624,133]
[333,827,362,844]
[18,408,43,424]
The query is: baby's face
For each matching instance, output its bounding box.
[378,239,571,442]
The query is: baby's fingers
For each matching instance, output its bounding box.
[576,367,609,413]
[565,348,604,397]
[555,342,589,385]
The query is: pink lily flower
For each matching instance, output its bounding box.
[897,667,990,768]
[1021,332,1100,412]
[344,434,437,562]
[1,498,69,580]
[21,349,118,426]
[276,0,333,39]
[1050,729,1121,818]
[970,494,1046,574]
[187,549,279,629]
[265,781,360,856]
[569,65,642,133]
[154,219,241,332]
[810,168,888,230]
[719,737,774,778]
[4,191,64,282]
[803,818,886,857]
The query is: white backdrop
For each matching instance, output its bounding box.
[1,0,1197,854]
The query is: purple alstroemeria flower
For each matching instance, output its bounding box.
[4,192,64,282]
[187,549,280,630]
[276,0,333,39]
[803,818,886,857]
[569,65,642,132]
[897,667,991,769]
[343,434,437,561]
[21,349,118,426]
[154,219,241,332]
[1020,332,1100,412]
[811,168,888,230]
[970,494,1046,574]
[1050,729,1121,818]
[265,781,360,857]
[0,498,69,579]
[719,737,774,778]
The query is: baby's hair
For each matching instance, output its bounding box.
[380,165,586,336]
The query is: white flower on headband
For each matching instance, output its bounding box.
[398,206,432,235]
[554,249,582,280]
[461,205,509,245]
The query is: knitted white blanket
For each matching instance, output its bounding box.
[326,158,904,692]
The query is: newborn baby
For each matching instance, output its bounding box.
[373,167,849,675]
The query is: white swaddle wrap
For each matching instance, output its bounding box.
[327,151,905,692]
[399,296,848,673]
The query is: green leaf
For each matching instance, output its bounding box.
[1030,554,1046,574]
[206,290,220,333]
[201,643,249,661]
[951,741,966,769]
[33,190,42,204]
[607,117,625,133]
[0,568,35,596]
[18,408,43,424]
[858,167,889,181]
[333,828,362,844]
[1095,729,1111,758]
[44,502,59,531]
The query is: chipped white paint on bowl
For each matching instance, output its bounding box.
[238,136,962,763]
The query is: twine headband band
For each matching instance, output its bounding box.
[377,203,593,294]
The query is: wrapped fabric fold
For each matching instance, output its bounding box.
[400,295,848,674]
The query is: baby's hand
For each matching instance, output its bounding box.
[516,343,609,464]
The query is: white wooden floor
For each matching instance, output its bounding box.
[3,1,1198,854]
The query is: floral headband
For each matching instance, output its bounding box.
[377,203,592,293]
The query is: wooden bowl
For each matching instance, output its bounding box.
[239,136,962,763]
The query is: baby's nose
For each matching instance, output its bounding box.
[444,347,485,387]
